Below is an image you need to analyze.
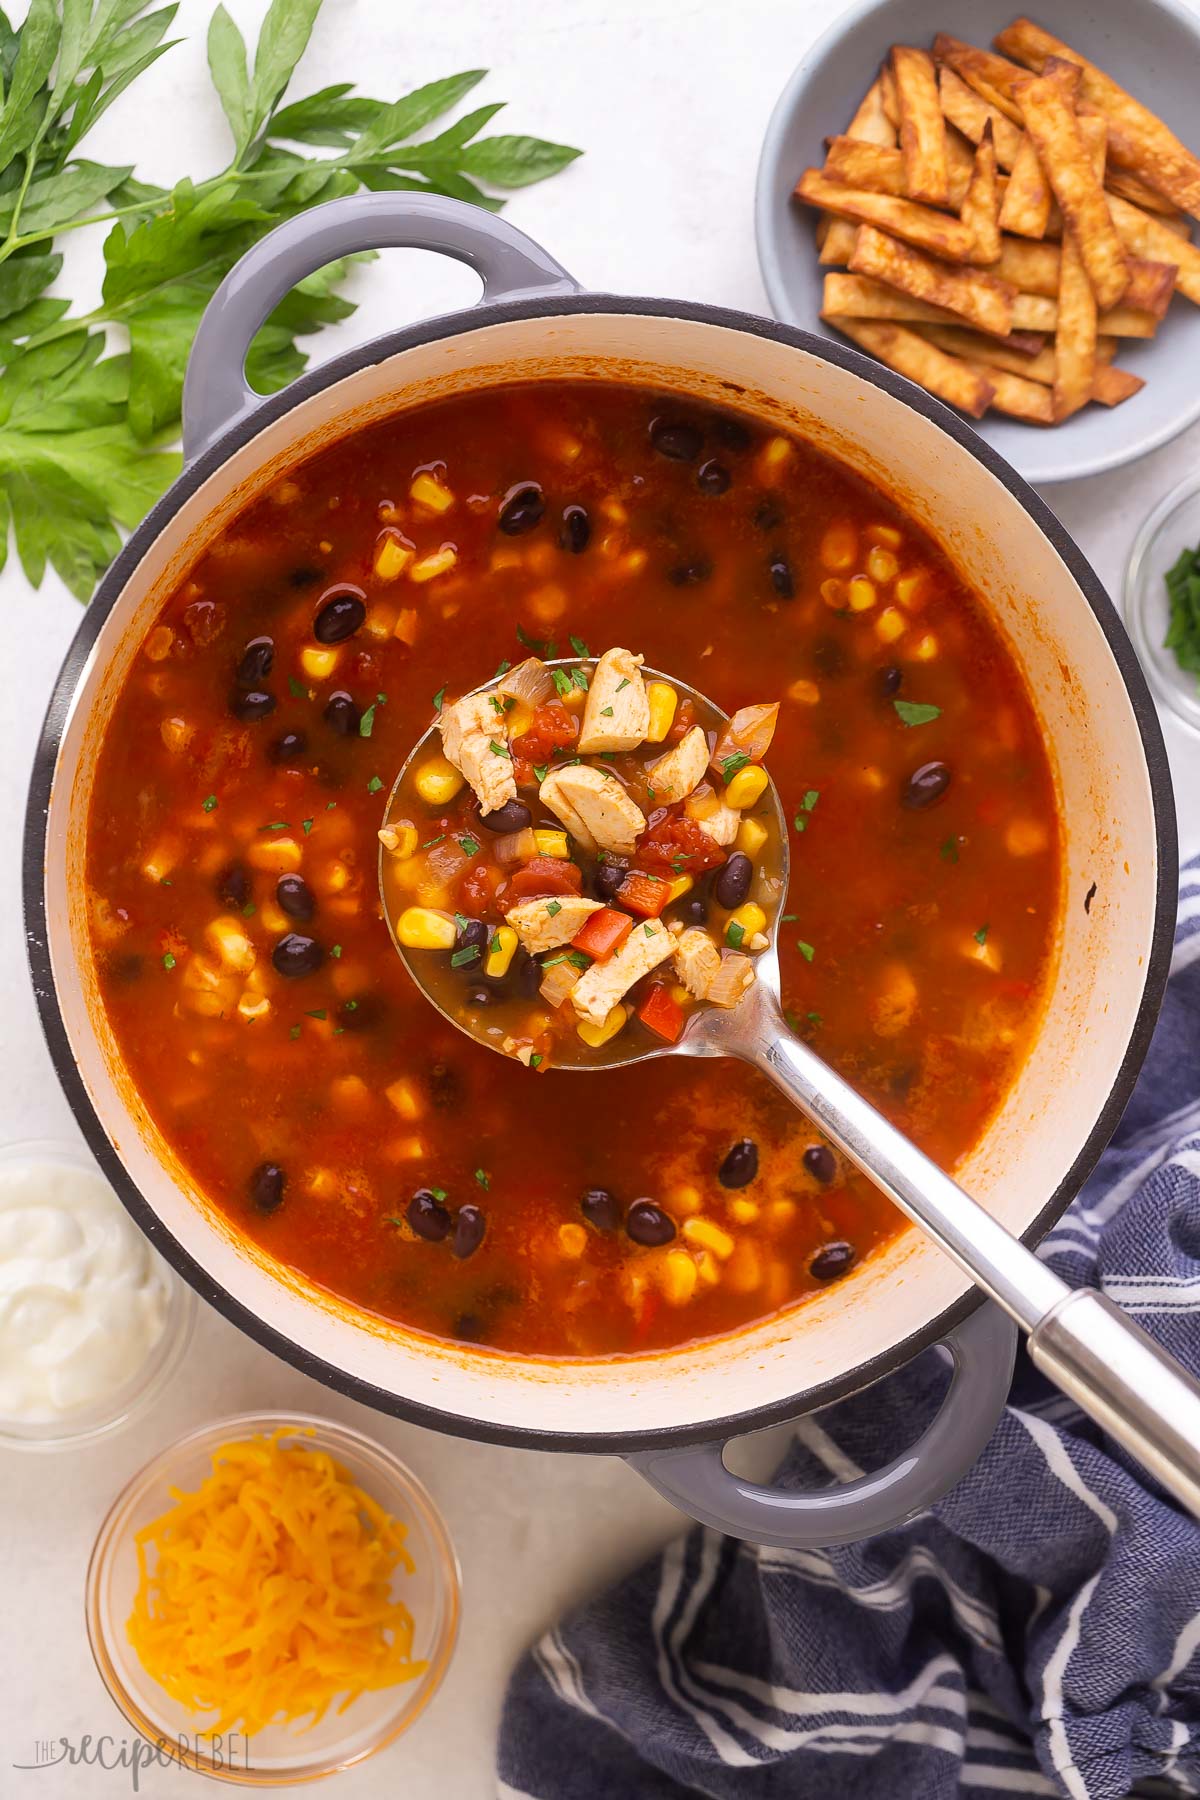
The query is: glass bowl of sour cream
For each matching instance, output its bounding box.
[0,1139,194,1450]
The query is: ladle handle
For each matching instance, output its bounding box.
[742,1015,1200,1518]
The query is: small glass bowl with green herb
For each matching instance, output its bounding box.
[1125,471,1200,739]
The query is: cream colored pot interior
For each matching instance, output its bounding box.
[44,311,1159,1439]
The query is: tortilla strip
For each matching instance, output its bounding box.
[829,317,995,417]
[1107,191,1200,305]
[932,34,1028,122]
[946,125,978,191]
[892,46,949,205]
[822,273,1044,350]
[795,169,977,261]
[848,224,1015,336]
[1006,294,1157,335]
[847,74,898,148]
[879,62,900,129]
[817,217,860,265]
[963,360,1055,423]
[1014,71,1130,309]
[1106,168,1186,219]
[996,235,1060,296]
[938,65,1023,169]
[995,17,1200,218]
[1091,364,1145,406]
[824,136,971,208]
[999,132,1053,238]
[960,121,1002,263]
[1053,113,1106,421]
[1121,257,1178,317]
[1094,304,1160,337]
[917,324,1058,384]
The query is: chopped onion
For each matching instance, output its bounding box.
[498,656,555,710]
[712,702,780,773]
[539,959,583,1008]
[494,826,538,865]
[707,952,757,1008]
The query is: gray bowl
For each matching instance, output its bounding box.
[754,0,1200,486]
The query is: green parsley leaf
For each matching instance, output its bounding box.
[489,739,510,758]
[552,668,572,698]
[571,666,589,692]
[533,762,549,782]
[288,676,308,699]
[720,751,752,782]
[430,1187,447,1203]
[529,1053,543,1069]
[432,684,447,714]
[302,818,314,834]
[567,949,591,971]
[974,923,990,945]
[458,833,480,856]
[305,1007,326,1020]
[615,677,631,692]
[516,623,547,653]
[726,920,746,949]
[343,999,358,1011]
[474,1167,491,1189]
[367,775,383,794]
[260,820,291,831]
[359,702,376,737]
[326,800,337,810]
[451,944,480,968]
[161,951,176,970]
[807,1010,822,1026]
[421,833,446,849]
[330,943,342,958]
[600,705,614,717]
[545,899,562,917]
[894,700,942,727]
[289,1023,301,1039]
[569,634,589,657]
[941,836,960,863]
[781,913,797,922]
[201,793,217,812]
[796,939,815,962]
[492,658,512,680]
[242,901,256,917]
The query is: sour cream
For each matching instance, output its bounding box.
[0,1158,170,1424]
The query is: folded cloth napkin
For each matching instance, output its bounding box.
[498,856,1200,1800]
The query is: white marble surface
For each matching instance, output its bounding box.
[1,1,1198,1794]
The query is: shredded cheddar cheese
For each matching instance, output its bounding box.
[127,1431,426,1734]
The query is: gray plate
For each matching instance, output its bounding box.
[754,0,1200,486]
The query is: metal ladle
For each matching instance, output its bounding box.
[382,661,1200,1516]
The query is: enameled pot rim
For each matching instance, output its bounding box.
[22,292,1179,1454]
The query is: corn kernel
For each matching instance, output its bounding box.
[160,716,191,753]
[787,678,821,705]
[394,608,419,646]
[413,755,464,806]
[320,857,355,895]
[661,1249,698,1305]
[821,578,848,611]
[728,1197,760,1225]
[300,644,340,681]
[392,1135,427,1162]
[305,1167,338,1200]
[727,902,767,943]
[869,962,918,1038]
[848,576,877,612]
[726,1240,763,1294]
[505,700,534,739]
[577,1003,628,1048]
[664,873,694,905]
[364,603,397,641]
[561,683,587,713]
[142,840,179,884]
[868,522,903,549]
[694,1249,721,1287]
[410,546,457,583]
[820,521,858,572]
[237,992,271,1023]
[374,529,414,580]
[485,925,518,980]
[385,1077,424,1120]
[645,681,679,742]
[332,1074,371,1111]
[396,906,457,950]
[964,933,1003,973]
[666,1183,704,1216]
[757,435,793,479]
[669,983,692,1006]
[534,829,569,859]
[895,568,930,608]
[1006,818,1049,857]
[378,823,417,859]
[867,545,899,584]
[876,607,906,644]
[558,1222,588,1259]
[410,471,454,513]
[914,632,939,661]
[600,496,628,524]
[860,765,886,792]
[205,915,257,974]
[259,899,290,934]
[247,834,302,873]
[725,765,769,809]
[765,1199,797,1231]
[737,817,769,858]
[144,624,174,662]
[683,1216,735,1260]
[530,583,567,622]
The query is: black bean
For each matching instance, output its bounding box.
[753,499,782,531]
[289,565,323,588]
[323,690,360,736]
[697,459,731,496]
[667,557,712,587]
[408,1189,451,1242]
[879,665,903,697]
[313,587,366,644]
[718,1139,758,1189]
[714,852,752,910]
[272,933,323,978]
[249,1161,285,1214]
[217,862,250,909]
[803,1144,837,1184]
[277,873,316,923]
[269,729,308,765]
[901,761,952,810]
[428,1062,464,1111]
[498,483,545,535]
[581,1187,620,1232]
[454,919,489,970]
[715,415,752,450]
[230,688,276,723]
[109,952,143,984]
[560,505,591,553]
[453,1204,487,1260]
[681,895,709,926]
[769,556,795,599]
[235,635,274,687]
[466,986,494,1008]
[513,946,541,998]
[813,637,846,677]
[480,799,532,833]
[593,859,628,902]
[626,1200,676,1246]
[454,1312,485,1342]
[810,1241,857,1283]
[649,418,703,461]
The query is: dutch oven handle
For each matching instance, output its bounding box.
[625,1301,1016,1548]
[182,192,582,463]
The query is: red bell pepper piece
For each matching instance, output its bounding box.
[637,984,686,1044]
[571,906,633,963]
[615,870,670,918]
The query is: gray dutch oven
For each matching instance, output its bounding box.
[25,194,1176,1547]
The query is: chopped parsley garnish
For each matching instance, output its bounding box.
[567,949,591,971]
[430,1187,447,1203]
[161,951,176,970]
[570,634,589,657]
[330,944,342,958]
[517,623,547,653]
[201,793,218,812]
[432,684,447,714]
[287,675,307,699]
[451,945,481,968]
[492,658,513,680]
[726,920,746,949]
[545,899,563,917]
[807,1010,823,1027]
[533,762,549,782]
[459,833,480,857]
[475,1168,491,1189]
[359,703,376,737]
[344,1000,358,1012]
[600,706,614,717]
[797,939,815,962]
[422,834,446,849]
[643,923,655,937]
[489,694,504,714]
[159,877,172,886]
[529,1053,544,1069]
[367,775,383,794]
[570,666,588,692]
[1165,543,1200,682]
[720,751,752,782]
[489,740,511,758]
[289,1024,301,1040]
[376,691,388,706]
[975,923,990,945]
[302,818,314,835]
[326,800,337,811]
[489,932,502,956]
[305,1008,327,1020]
[894,699,942,728]
[455,912,470,933]
[793,790,820,832]
[552,669,572,698]
[260,820,291,832]
[541,953,567,969]
[241,902,256,918]
[941,836,960,863]
[616,677,631,692]
[781,913,797,922]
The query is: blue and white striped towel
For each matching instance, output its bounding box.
[498,855,1200,1800]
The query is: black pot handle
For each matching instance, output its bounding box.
[181,192,581,463]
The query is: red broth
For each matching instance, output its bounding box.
[85,382,1060,1356]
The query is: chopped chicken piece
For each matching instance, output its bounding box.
[438,692,517,814]
[577,647,650,753]
[672,925,722,1000]
[647,725,709,804]
[707,953,757,1008]
[540,765,646,857]
[571,918,674,1026]
[695,801,742,847]
[506,895,603,954]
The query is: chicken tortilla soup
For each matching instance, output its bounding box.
[85,381,1061,1357]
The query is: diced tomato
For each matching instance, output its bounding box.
[572,906,633,963]
[666,696,697,745]
[458,860,502,913]
[634,813,727,876]
[616,869,670,918]
[511,702,578,785]
[637,984,687,1044]
[505,856,584,901]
